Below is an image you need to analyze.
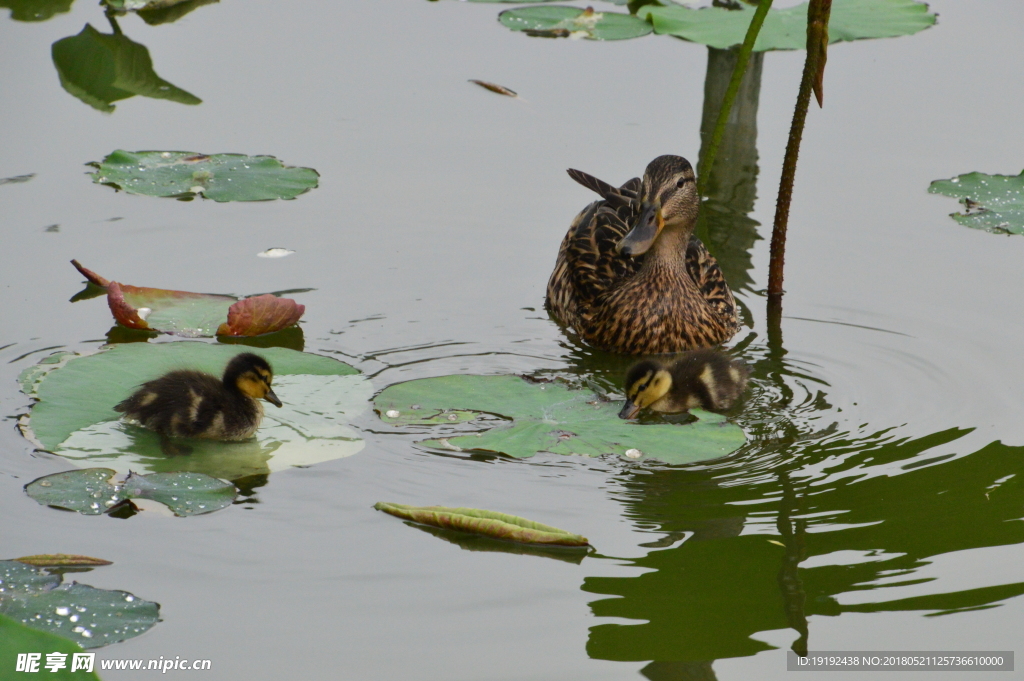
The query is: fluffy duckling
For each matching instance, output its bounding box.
[115,353,282,452]
[619,349,749,419]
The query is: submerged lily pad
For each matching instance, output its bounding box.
[375,503,590,547]
[499,6,653,40]
[0,613,101,679]
[72,260,305,338]
[928,170,1024,235]
[0,561,159,649]
[26,468,235,517]
[643,0,935,51]
[374,375,745,464]
[52,25,200,113]
[19,343,369,479]
[88,150,318,201]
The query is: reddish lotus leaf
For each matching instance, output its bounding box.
[217,294,305,337]
[107,282,151,330]
[74,260,304,338]
[71,259,110,287]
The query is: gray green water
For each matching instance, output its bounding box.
[2,1,1024,679]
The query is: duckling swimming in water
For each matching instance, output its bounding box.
[619,349,749,419]
[115,353,282,453]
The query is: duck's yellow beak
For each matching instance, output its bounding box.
[616,201,664,257]
[264,388,283,408]
[618,399,641,420]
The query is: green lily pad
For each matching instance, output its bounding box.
[928,170,1024,235]
[1,0,73,22]
[0,613,101,679]
[643,0,935,51]
[26,468,236,517]
[499,6,653,40]
[374,375,745,464]
[375,503,590,547]
[0,561,159,649]
[52,24,201,113]
[88,150,319,201]
[19,343,369,479]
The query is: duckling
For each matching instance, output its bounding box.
[619,349,749,419]
[115,353,282,453]
[546,155,738,355]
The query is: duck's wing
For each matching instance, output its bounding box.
[566,169,640,211]
[567,205,644,309]
[686,237,738,322]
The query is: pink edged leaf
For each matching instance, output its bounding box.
[107,282,151,330]
[71,259,110,287]
[217,294,305,337]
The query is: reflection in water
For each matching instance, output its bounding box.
[52,19,201,113]
[555,45,1024,677]
[1,0,72,22]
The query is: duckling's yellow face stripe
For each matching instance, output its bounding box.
[627,369,672,409]
[237,372,270,400]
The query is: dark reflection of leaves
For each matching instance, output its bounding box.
[697,47,764,292]
[51,24,201,113]
[1,0,72,22]
[0,173,36,184]
[408,523,590,564]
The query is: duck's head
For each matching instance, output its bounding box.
[617,155,698,257]
[619,359,673,419]
[225,353,282,407]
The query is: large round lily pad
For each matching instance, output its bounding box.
[19,343,369,479]
[643,0,935,51]
[498,6,653,40]
[928,170,1024,235]
[88,150,319,201]
[0,561,159,649]
[374,375,745,465]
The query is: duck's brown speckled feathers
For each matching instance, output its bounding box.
[114,353,279,443]
[547,156,738,355]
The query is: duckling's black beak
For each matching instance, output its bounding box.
[264,388,283,408]
[618,399,641,420]
[617,201,663,257]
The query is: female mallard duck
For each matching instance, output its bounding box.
[619,349,750,419]
[115,353,282,452]
[546,155,738,355]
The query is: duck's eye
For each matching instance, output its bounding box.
[676,179,686,188]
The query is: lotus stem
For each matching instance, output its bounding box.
[696,0,774,200]
[767,0,832,299]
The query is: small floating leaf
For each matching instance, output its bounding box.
[375,502,590,546]
[499,6,653,41]
[0,561,159,649]
[25,468,235,517]
[52,25,200,113]
[374,375,745,464]
[643,0,935,51]
[14,554,113,568]
[256,248,295,258]
[216,295,305,337]
[0,173,36,184]
[468,80,518,97]
[928,170,1024,235]
[0,613,101,680]
[72,260,305,337]
[19,342,368,479]
[88,150,319,201]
